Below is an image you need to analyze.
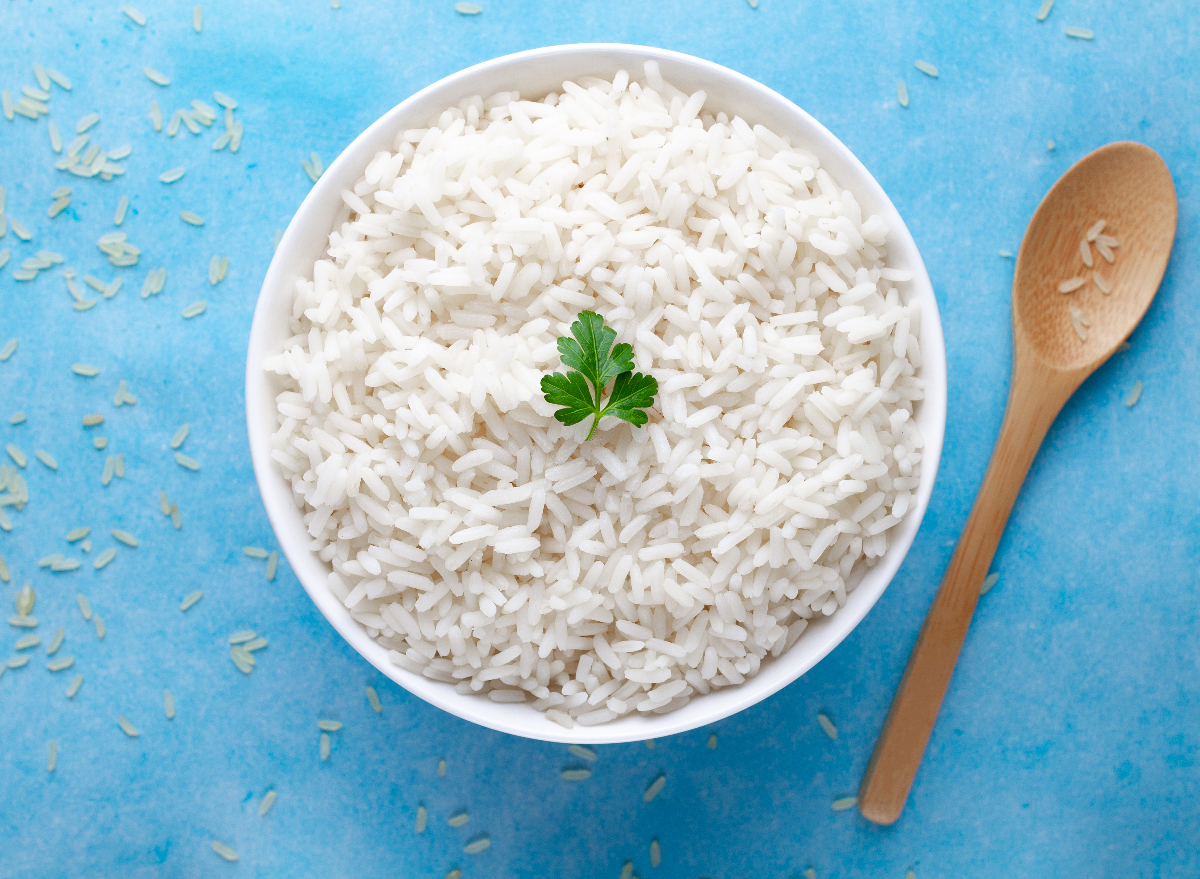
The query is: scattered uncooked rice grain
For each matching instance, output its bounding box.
[164,688,176,719]
[831,796,857,811]
[644,773,667,802]
[159,166,186,183]
[455,2,482,13]
[67,674,84,697]
[171,424,190,448]
[94,615,106,639]
[981,572,1000,594]
[244,546,269,558]
[1125,381,1142,408]
[0,339,17,361]
[76,113,100,133]
[1058,277,1085,294]
[229,630,257,644]
[650,839,662,868]
[112,529,138,547]
[16,634,40,650]
[464,836,490,854]
[320,732,331,760]
[180,590,203,611]
[317,719,343,731]
[47,67,71,90]
[897,79,909,107]
[448,810,470,827]
[48,739,58,772]
[72,363,100,377]
[182,301,207,318]
[117,715,139,737]
[180,211,204,226]
[259,790,277,816]
[122,4,146,24]
[7,655,31,669]
[568,744,597,762]
[48,656,75,672]
[367,685,383,712]
[1066,27,1094,40]
[144,67,170,86]
[1093,272,1112,295]
[1079,239,1093,268]
[175,453,200,470]
[621,862,634,879]
[266,67,927,726]
[83,413,104,427]
[561,768,591,780]
[437,759,447,777]
[415,805,428,832]
[914,60,939,78]
[77,593,93,620]
[94,547,118,569]
[266,551,278,580]
[1037,0,1054,20]
[6,444,27,468]
[211,841,239,862]
[1068,304,1090,341]
[818,712,838,740]
[231,646,254,673]
[193,5,203,32]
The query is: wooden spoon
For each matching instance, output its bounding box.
[857,142,1177,826]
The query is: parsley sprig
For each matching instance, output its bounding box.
[541,311,658,441]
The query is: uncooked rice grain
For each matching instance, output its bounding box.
[831,796,857,811]
[818,712,837,739]
[265,67,927,725]
[211,841,238,862]
[259,790,277,816]
[67,674,84,697]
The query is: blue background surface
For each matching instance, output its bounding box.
[1,1,1198,877]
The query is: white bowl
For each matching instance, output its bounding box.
[246,43,947,744]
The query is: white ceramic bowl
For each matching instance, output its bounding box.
[246,43,947,744]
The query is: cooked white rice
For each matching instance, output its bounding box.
[265,65,925,724]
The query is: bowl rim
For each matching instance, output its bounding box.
[245,42,947,743]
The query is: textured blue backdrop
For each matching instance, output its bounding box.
[1,1,1197,877]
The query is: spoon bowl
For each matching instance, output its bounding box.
[857,141,1176,825]
[1014,141,1176,371]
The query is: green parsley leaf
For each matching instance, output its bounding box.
[541,311,658,441]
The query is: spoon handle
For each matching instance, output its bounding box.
[857,358,1077,825]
